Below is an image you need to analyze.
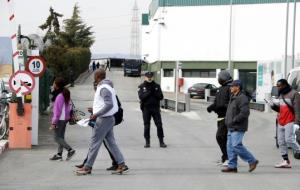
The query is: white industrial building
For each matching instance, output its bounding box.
[141,0,300,94]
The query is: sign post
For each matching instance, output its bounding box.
[26,55,45,145]
[9,71,35,95]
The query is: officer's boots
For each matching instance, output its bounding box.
[144,139,150,148]
[159,138,167,148]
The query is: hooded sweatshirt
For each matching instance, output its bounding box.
[93,79,118,117]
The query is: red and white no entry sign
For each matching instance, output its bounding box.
[9,70,35,95]
[25,56,46,77]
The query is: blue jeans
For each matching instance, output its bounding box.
[227,131,257,169]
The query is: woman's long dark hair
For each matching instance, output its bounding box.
[54,77,70,104]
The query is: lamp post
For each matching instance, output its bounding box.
[291,0,297,69]
[284,0,290,77]
[228,0,234,76]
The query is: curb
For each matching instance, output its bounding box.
[0,140,9,155]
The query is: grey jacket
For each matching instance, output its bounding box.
[225,92,250,132]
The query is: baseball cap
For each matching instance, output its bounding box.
[145,72,154,77]
[229,80,242,87]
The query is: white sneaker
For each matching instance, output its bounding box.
[275,160,291,168]
[222,160,229,167]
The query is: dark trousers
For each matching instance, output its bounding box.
[54,120,72,154]
[216,119,228,162]
[82,140,117,166]
[143,108,164,140]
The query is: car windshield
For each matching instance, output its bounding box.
[193,83,208,88]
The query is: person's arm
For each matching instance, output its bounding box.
[233,95,250,123]
[93,88,114,117]
[153,84,164,100]
[207,99,216,113]
[293,93,300,125]
[51,95,64,125]
[270,104,280,112]
[138,85,152,101]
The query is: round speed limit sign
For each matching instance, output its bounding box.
[26,56,46,77]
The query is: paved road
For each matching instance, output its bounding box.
[0,69,299,190]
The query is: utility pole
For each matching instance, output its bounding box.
[291,0,297,69]
[228,0,234,76]
[284,0,290,77]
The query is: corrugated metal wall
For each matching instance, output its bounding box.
[149,0,300,17]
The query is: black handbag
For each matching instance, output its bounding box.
[114,95,123,126]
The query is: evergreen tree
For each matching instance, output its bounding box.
[60,4,94,48]
[39,7,63,44]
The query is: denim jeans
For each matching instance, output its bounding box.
[227,131,257,169]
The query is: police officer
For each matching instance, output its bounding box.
[138,72,167,148]
[207,70,232,166]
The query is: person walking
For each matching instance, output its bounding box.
[76,69,128,175]
[138,71,167,148]
[270,79,300,168]
[222,80,259,173]
[75,81,128,172]
[207,70,232,166]
[50,77,76,161]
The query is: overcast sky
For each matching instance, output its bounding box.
[0,0,152,54]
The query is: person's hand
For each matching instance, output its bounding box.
[207,106,212,113]
[90,114,97,120]
[87,107,93,113]
[49,124,56,130]
[293,124,300,134]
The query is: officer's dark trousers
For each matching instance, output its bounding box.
[143,108,164,140]
[216,119,228,162]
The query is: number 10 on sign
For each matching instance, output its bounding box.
[25,56,46,77]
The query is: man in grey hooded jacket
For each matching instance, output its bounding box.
[76,69,128,175]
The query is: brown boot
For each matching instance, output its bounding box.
[75,167,92,176]
[249,160,259,172]
[111,164,128,175]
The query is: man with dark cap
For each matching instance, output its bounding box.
[222,80,259,173]
[138,71,167,148]
[207,70,232,166]
[270,79,300,168]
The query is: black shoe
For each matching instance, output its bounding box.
[221,167,238,173]
[106,165,118,171]
[111,164,129,175]
[144,143,150,148]
[66,150,76,161]
[123,165,129,173]
[75,163,84,169]
[160,142,167,148]
[49,154,62,161]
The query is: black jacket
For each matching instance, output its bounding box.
[207,84,231,117]
[138,81,164,110]
[225,92,250,132]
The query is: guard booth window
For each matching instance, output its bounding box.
[182,69,216,78]
[163,69,174,77]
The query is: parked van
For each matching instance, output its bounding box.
[123,60,142,77]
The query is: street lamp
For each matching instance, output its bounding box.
[284,0,290,77]
[228,0,234,76]
[291,0,297,69]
